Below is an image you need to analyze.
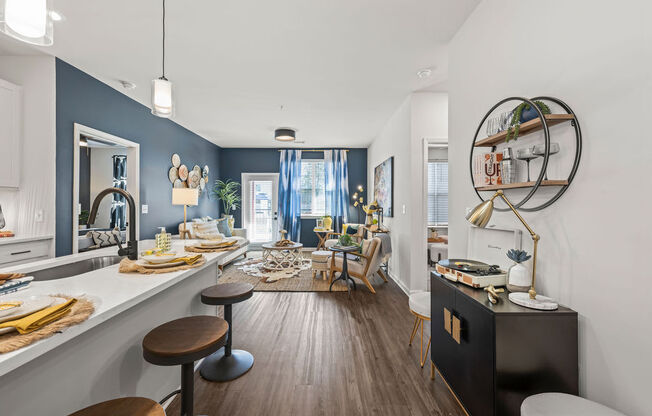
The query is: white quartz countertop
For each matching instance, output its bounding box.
[0,234,53,246]
[0,239,239,377]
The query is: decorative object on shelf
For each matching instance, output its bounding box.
[470,97,582,212]
[171,153,180,167]
[0,204,5,229]
[172,188,199,240]
[213,179,240,231]
[506,249,531,293]
[0,0,55,46]
[501,148,517,184]
[315,218,324,229]
[322,215,332,230]
[473,152,503,186]
[351,185,365,223]
[151,0,174,118]
[178,164,188,181]
[466,189,558,310]
[506,100,551,142]
[533,142,560,180]
[516,146,538,182]
[168,166,179,183]
[484,285,504,304]
[373,156,394,217]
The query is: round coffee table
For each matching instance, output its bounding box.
[261,242,304,271]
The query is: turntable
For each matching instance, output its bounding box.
[434,259,507,288]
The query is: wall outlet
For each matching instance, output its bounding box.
[141,204,148,214]
[35,209,44,223]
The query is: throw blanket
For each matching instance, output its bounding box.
[377,233,392,259]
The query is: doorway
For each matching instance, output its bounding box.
[242,173,279,247]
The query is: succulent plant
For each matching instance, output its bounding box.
[505,100,551,142]
[507,249,531,263]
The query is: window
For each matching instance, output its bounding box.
[300,159,325,216]
[427,160,448,225]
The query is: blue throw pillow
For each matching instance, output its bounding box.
[217,218,232,237]
[346,225,358,235]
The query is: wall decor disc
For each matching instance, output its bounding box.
[173,179,183,188]
[178,164,189,181]
[199,177,206,190]
[171,153,181,168]
[188,170,201,188]
[168,167,179,183]
[193,165,201,174]
[203,165,209,176]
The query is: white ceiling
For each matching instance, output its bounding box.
[0,0,478,147]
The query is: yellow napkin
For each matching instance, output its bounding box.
[0,298,77,334]
[175,254,202,265]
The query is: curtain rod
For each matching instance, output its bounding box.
[277,149,349,152]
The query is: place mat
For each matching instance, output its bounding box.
[0,295,94,354]
[184,245,240,254]
[119,256,206,274]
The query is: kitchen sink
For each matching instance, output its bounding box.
[28,255,123,281]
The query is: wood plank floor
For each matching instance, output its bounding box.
[167,270,466,416]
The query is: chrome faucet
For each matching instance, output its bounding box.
[87,187,138,260]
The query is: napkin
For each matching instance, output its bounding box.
[0,298,77,334]
[175,254,202,265]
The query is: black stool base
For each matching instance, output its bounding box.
[200,349,254,382]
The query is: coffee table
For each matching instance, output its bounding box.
[261,242,304,271]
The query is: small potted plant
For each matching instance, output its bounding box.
[506,249,531,292]
[212,179,241,232]
[79,209,90,229]
[505,100,551,142]
[337,233,359,249]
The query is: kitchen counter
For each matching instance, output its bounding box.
[0,238,247,415]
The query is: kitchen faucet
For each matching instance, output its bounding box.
[87,187,138,260]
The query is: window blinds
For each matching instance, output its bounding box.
[427,161,448,225]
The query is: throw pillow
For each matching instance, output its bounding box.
[345,225,359,235]
[216,218,232,237]
[90,228,122,247]
[193,220,219,238]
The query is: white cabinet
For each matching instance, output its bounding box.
[0,78,22,188]
[0,237,52,267]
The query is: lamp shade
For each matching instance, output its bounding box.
[466,199,494,228]
[274,128,295,142]
[172,188,198,206]
[0,0,54,46]
[151,77,174,118]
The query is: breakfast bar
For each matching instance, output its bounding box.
[0,239,246,416]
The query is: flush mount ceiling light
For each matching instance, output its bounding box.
[0,0,54,46]
[417,68,433,79]
[151,0,174,118]
[119,80,137,90]
[274,128,296,142]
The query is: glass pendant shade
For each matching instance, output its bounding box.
[151,77,174,118]
[0,0,53,46]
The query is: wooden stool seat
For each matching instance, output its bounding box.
[68,397,164,416]
[201,282,254,306]
[142,315,228,366]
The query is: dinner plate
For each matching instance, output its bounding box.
[136,259,186,269]
[0,296,68,335]
[0,295,57,324]
[141,252,180,264]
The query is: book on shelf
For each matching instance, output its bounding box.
[473,152,503,187]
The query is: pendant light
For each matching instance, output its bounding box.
[0,0,53,46]
[151,0,173,118]
[275,128,296,142]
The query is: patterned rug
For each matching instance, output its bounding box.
[219,254,348,292]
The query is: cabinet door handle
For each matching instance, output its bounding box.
[452,315,461,344]
[444,307,452,334]
[10,250,31,256]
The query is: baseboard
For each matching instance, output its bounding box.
[386,270,409,296]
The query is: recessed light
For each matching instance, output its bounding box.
[417,68,433,79]
[119,80,137,90]
[49,10,64,22]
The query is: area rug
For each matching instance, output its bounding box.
[219,255,348,292]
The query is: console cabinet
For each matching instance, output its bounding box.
[430,272,578,416]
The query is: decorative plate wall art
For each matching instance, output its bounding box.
[374,156,394,217]
[171,153,181,168]
[188,170,201,188]
[168,154,210,196]
[178,164,189,181]
[168,167,179,183]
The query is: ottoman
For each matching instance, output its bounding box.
[311,250,332,280]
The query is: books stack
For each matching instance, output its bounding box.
[0,276,33,296]
[473,152,503,186]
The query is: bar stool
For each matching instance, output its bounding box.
[408,291,431,368]
[68,397,165,416]
[142,316,228,416]
[200,282,254,381]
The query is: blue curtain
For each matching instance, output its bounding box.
[110,155,127,229]
[324,149,349,232]
[278,149,302,241]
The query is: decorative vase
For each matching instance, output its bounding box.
[322,216,333,230]
[507,262,530,293]
[222,214,235,232]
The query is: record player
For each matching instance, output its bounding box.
[434,259,507,288]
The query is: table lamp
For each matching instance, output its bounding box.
[466,190,557,310]
[172,188,199,240]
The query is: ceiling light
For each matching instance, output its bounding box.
[49,10,63,21]
[119,80,137,90]
[275,128,296,142]
[0,0,54,46]
[151,0,174,118]
[417,68,432,79]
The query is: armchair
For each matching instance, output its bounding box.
[323,223,365,249]
[329,236,388,294]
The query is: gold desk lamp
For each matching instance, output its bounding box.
[466,190,558,310]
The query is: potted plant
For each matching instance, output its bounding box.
[79,209,90,229]
[212,179,241,232]
[337,233,361,250]
[505,100,551,142]
[506,249,532,292]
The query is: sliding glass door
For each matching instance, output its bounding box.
[242,173,279,245]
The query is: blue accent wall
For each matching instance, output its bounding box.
[219,148,367,247]
[56,59,222,256]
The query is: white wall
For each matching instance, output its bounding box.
[368,92,448,293]
[0,56,56,243]
[448,1,652,415]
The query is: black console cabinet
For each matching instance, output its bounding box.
[430,272,578,416]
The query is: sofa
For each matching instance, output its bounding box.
[179,217,250,268]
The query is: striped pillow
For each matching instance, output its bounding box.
[193,220,222,239]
